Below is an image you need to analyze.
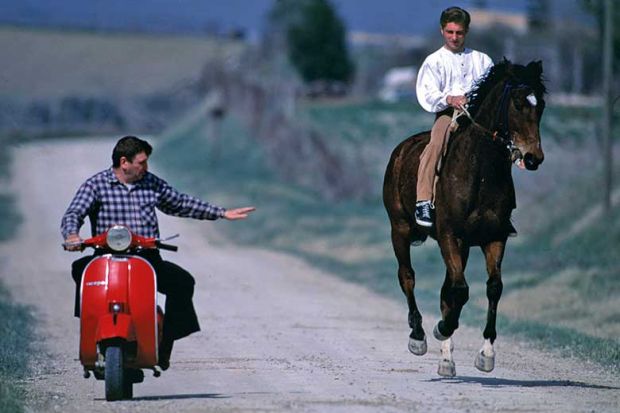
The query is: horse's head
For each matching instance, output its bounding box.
[503,61,546,170]
[468,60,547,171]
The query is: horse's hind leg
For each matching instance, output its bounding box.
[475,240,506,373]
[390,220,427,355]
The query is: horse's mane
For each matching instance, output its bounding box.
[466,59,546,117]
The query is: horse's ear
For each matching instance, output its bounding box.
[527,60,543,77]
[499,57,514,76]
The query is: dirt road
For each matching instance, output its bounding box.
[2,138,618,412]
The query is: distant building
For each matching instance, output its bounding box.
[469,9,528,34]
[468,8,598,95]
[378,66,417,103]
[348,31,426,50]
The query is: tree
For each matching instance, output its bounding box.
[265,0,310,53]
[601,0,614,214]
[581,0,620,72]
[527,0,551,31]
[582,0,618,214]
[285,0,355,87]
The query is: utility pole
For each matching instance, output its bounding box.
[602,0,614,213]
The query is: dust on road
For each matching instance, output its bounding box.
[1,138,618,412]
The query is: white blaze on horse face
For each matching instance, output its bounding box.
[526,93,537,106]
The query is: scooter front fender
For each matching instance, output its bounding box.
[96,314,135,342]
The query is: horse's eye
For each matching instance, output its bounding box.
[526,93,537,107]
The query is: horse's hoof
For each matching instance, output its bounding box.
[433,323,450,341]
[474,351,495,372]
[408,336,427,355]
[437,359,456,377]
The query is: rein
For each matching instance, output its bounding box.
[454,81,530,163]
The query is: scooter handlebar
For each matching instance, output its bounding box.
[63,241,177,252]
[62,228,179,252]
[156,242,178,252]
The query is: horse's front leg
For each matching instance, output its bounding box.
[475,240,506,373]
[434,236,470,341]
[390,221,427,355]
[434,236,469,377]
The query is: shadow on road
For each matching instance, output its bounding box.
[118,390,301,402]
[113,393,231,401]
[428,376,619,390]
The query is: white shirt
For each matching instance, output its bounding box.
[416,46,493,113]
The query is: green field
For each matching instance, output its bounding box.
[156,98,620,370]
[0,26,244,99]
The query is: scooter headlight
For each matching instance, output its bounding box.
[106,225,132,251]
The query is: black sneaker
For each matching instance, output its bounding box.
[415,201,433,227]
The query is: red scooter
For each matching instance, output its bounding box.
[64,225,177,401]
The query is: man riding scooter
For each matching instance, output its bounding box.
[61,135,255,370]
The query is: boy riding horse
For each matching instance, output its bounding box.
[414,7,515,236]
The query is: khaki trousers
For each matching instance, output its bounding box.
[416,114,453,202]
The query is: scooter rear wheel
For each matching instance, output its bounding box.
[105,346,125,401]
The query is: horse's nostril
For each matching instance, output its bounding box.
[524,153,539,170]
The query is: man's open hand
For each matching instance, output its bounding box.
[223,207,256,220]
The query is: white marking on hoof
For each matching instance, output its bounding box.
[474,338,495,372]
[433,323,450,341]
[437,338,456,377]
[438,359,456,377]
[408,336,427,356]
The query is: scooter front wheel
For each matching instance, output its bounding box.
[105,345,127,401]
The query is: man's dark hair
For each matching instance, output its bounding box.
[112,136,152,167]
[440,7,471,30]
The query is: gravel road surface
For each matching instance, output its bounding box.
[2,138,618,412]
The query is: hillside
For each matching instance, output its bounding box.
[0,26,244,134]
[0,26,243,98]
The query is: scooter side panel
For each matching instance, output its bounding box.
[79,256,114,366]
[127,257,158,367]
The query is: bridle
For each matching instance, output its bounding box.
[455,81,533,163]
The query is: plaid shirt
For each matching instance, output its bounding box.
[61,168,225,239]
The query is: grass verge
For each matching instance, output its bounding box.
[0,283,36,413]
[0,143,33,413]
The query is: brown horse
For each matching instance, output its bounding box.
[383,60,546,377]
